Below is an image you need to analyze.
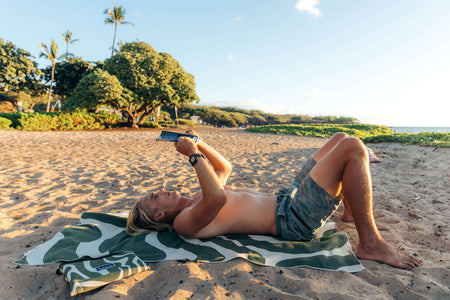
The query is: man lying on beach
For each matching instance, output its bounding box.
[127,130,422,269]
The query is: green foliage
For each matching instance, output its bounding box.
[248,114,267,126]
[229,112,249,125]
[176,118,195,126]
[247,124,449,147]
[362,132,449,148]
[103,41,199,127]
[0,116,11,128]
[0,38,43,93]
[43,57,94,99]
[65,69,130,111]
[0,112,123,131]
[200,107,237,127]
[0,112,22,128]
[179,104,359,127]
[140,119,160,128]
[90,111,123,128]
[247,124,394,139]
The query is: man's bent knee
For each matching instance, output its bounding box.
[337,136,368,160]
[330,132,348,141]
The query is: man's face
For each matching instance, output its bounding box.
[141,189,181,221]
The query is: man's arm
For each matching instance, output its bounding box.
[172,136,227,237]
[186,130,232,185]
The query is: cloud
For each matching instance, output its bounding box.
[305,88,336,99]
[227,54,235,62]
[233,16,243,22]
[295,0,322,18]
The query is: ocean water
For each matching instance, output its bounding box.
[389,127,450,134]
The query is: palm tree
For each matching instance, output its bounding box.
[60,30,79,57]
[104,3,134,57]
[39,40,60,112]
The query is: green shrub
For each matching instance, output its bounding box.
[1,112,119,131]
[362,132,449,148]
[247,124,449,147]
[91,111,123,128]
[0,112,22,128]
[0,116,12,129]
[141,119,160,128]
[176,119,195,126]
[18,113,60,131]
[247,124,393,139]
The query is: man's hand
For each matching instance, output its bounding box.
[175,136,198,157]
[185,129,199,137]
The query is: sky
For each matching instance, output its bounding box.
[1,0,449,126]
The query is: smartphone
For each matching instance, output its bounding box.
[156,131,200,143]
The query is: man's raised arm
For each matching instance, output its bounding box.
[173,136,227,237]
[186,130,232,185]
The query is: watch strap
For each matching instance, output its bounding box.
[189,153,205,166]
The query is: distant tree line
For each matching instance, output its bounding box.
[161,104,359,127]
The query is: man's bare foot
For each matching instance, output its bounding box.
[342,211,385,222]
[369,153,381,163]
[356,240,423,269]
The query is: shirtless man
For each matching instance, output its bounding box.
[127,131,422,269]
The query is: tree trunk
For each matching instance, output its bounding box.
[124,107,138,128]
[46,62,56,112]
[156,106,161,122]
[111,22,117,57]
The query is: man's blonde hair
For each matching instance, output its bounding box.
[126,198,174,235]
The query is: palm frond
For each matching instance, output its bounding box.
[104,17,114,24]
[39,43,50,57]
[50,40,58,57]
[121,21,135,26]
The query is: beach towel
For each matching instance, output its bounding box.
[59,252,149,296]
[15,212,364,295]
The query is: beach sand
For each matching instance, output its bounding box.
[0,128,448,299]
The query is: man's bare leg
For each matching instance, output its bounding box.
[311,133,384,222]
[311,132,348,162]
[310,136,422,269]
[342,197,385,222]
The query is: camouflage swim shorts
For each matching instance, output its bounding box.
[275,158,343,241]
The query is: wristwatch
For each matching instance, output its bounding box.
[189,153,205,166]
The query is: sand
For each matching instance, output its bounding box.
[0,127,448,299]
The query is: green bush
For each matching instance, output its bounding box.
[0,112,127,131]
[0,112,22,128]
[176,119,195,126]
[247,124,449,147]
[91,111,123,128]
[362,132,449,148]
[18,113,60,130]
[247,124,393,139]
[141,119,160,128]
[0,116,12,129]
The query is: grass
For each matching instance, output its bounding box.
[246,124,449,148]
